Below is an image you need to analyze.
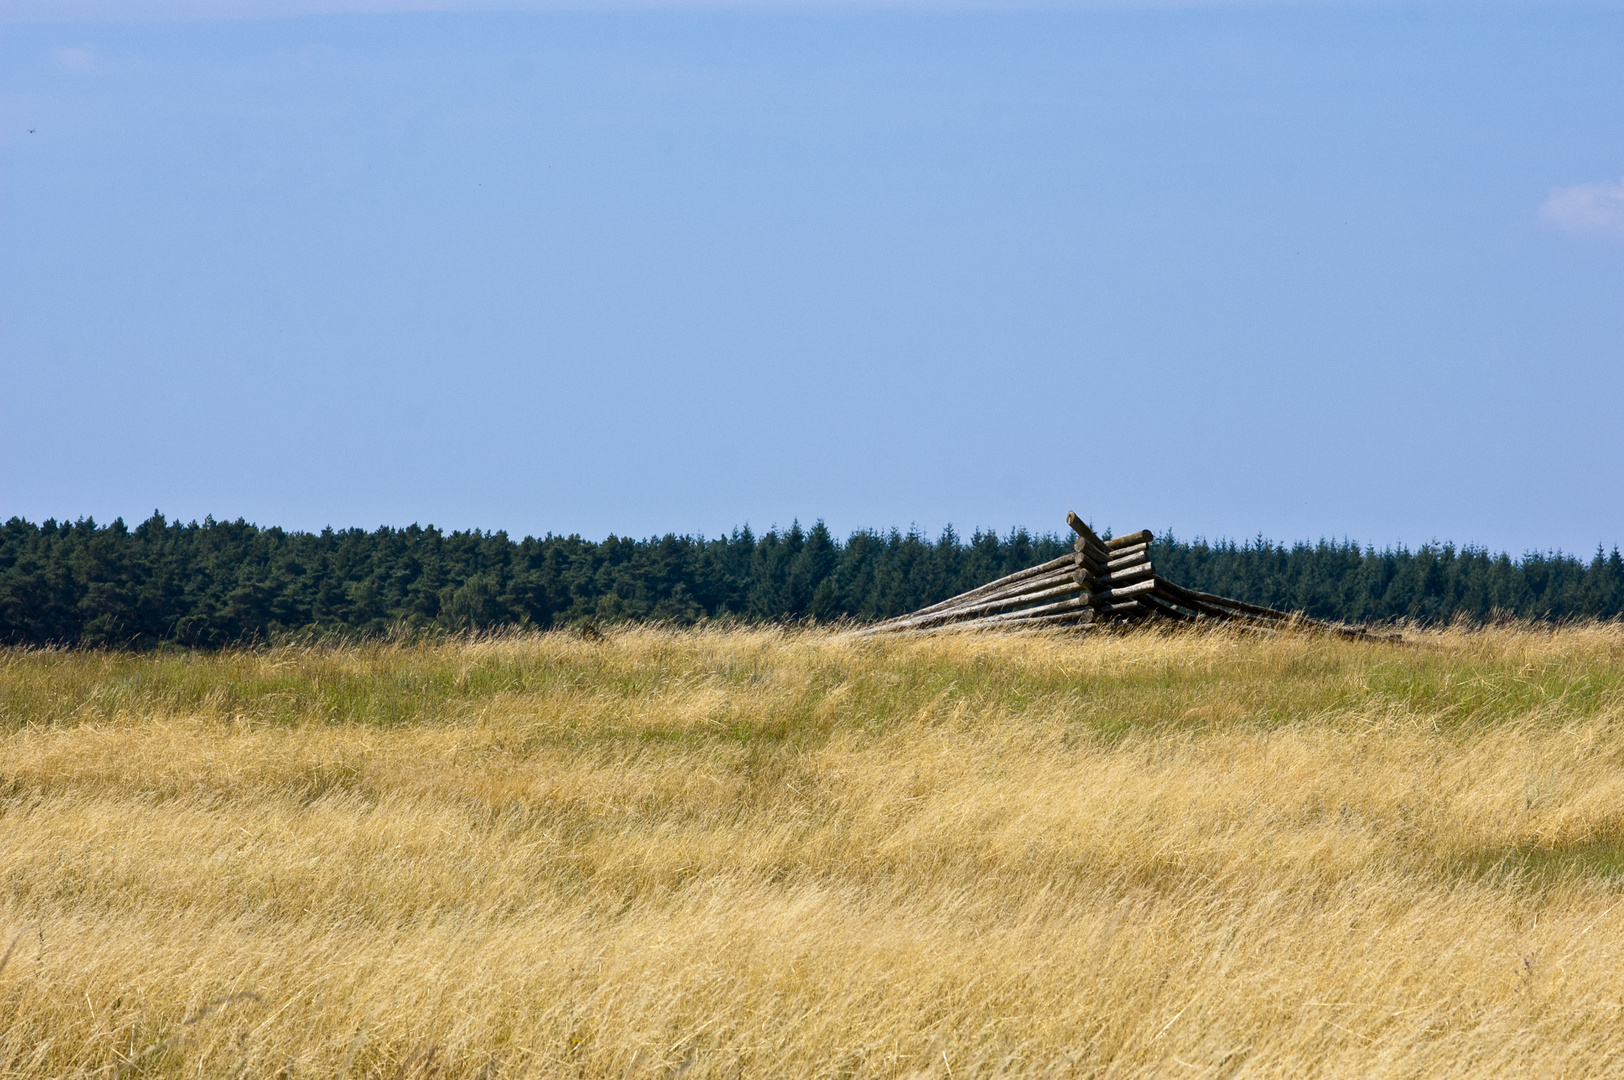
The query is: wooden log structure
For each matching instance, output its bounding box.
[857,511,1399,641]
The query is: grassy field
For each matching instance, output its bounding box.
[2,624,1623,1078]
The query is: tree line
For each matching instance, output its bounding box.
[1,514,1619,647]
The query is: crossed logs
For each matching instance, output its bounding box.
[859,511,1395,640]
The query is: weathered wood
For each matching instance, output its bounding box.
[1108,529,1154,550]
[904,553,1073,614]
[1148,586,1300,635]
[865,553,1074,626]
[924,566,1081,612]
[940,565,1079,605]
[1150,583,1234,621]
[1147,586,1220,620]
[1010,607,1097,626]
[1089,577,1156,604]
[1138,592,1199,621]
[1154,580,1393,640]
[1154,580,1293,622]
[1159,591,1296,631]
[894,596,1094,636]
[1072,546,1109,576]
[964,594,1094,626]
[863,575,1086,634]
[1089,562,1154,591]
[1073,537,1113,566]
[1071,544,1148,578]
[1154,580,1330,630]
[954,605,1096,630]
[927,579,1086,623]
[1066,511,1108,552]
[1070,514,1114,563]
[1106,543,1149,565]
[881,606,1096,636]
[861,512,1394,642]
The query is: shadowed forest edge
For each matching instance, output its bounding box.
[2,514,1621,647]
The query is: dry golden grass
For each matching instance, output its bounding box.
[2,623,1624,1078]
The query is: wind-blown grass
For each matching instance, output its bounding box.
[2,624,1622,1077]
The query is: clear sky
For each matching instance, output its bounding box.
[2,2,1621,555]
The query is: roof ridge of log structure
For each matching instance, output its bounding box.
[858,511,1400,642]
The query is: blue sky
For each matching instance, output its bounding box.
[2,2,1621,554]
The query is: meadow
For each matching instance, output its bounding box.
[2,623,1623,1078]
